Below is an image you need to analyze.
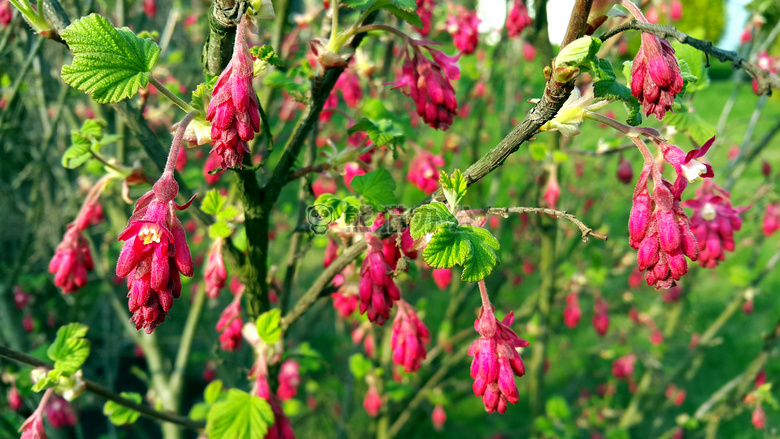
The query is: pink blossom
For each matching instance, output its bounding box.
[324,237,339,268]
[630,33,684,120]
[522,41,536,62]
[175,144,187,171]
[203,153,225,185]
[743,299,754,315]
[752,405,766,429]
[391,302,430,373]
[49,227,93,294]
[389,47,459,130]
[612,354,636,379]
[762,204,780,236]
[0,1,12,28]
[447,8,480,54]
[14,286,31,309]
[116,170,194,333]
[8,383,22,411]
[332,291,357,318]
[343,162,366,190]
[682,181,748,268]
[432,268,452,290]
[313,175,337,198]
[205,240,227,299]
[19,412,45,439]
[432,404,446,430]
[506,0,532,37]
[23,315,34,333]
[363,384,382,417]
[206,17,260,169]
[335,67,362,108]
[408,151,445,194]
[628,268,643,288]
[44,395,76,428]
[669,0,682,21]
[755,369,767,387]
[762,160,772,178]
[563,293,581,329]
[359,234,401,325]
[277,360,301,401]
[617,157,634,184]
[415,0,435,36]
[252,362,296,439]
[143,0,157,18]
[469,305,529,414]
[543,174,560,209]
[216,295,243,351]
[592,298,609,336]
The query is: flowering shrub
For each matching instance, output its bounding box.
[0,0,779,438]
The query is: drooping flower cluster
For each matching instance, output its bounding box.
[363,381,382,417]
[617,156,634,184]
[506,0,531,37]
[415,0,435,36]
[0,1,12,28]
[469,298,529,414]
[432,268,452,290]
[250,355,296,439]
[763,204,780,237]
[205,239,227,299]
[628,138,713,288]
[408,150,445,194]
[611,354,636,380]
[390,45,460,130]
[216,294,243,351]
[592,298,609,336]
[277,360,301,401]
[391,302,430,373]
[630,34,684,120]
[446,8,480,54]
[682,180,748,268]
[44,395,76,428]
[206,16,260,169]
[359,234,401,324]
[432,404,447,430]
[116,172,194,333]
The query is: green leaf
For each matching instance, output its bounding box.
[206,389,274,439]
[103,392,143,425]
[47,323,91,375]
[350,169,398,208]
[62,133,92,169]
[409,202,457,239]
[545,396,571,420]
[60,14,161,103]
[361,98,394,120]
[348,118,405,148]
[313,194,361,225]
[593,79,642,126]
[440,169,468,209]
[663,106,716,145]
[348,353,373,379]
[422,224,499,282]
[190,77,217,114]
[201,189,226,216]
[529,142,547,161]
[217,206,241,222]
[381,4,422,27]
[189,402,210,421]
[262,71,308,93]
[555,36,601,69]
[209,221,233,239]
[204,380,224,404]
[79,119,106,139]
[256,309,282,344]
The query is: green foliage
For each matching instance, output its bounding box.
[47,323,90,375]
[201,189,227,215]
[204,380,224,404]
[341,0,421,28]
[250,45,284,67]
[256,309,282,344]
[313,194,362,224]
[60,14,160,103]
[350,169,399,208]
[348,118,405,149]
[664,104,716,145]
[410,202,457,239]
[440,169,467,210]
[201,190,240,238]
[591,58,641,126]
[423,224,500,282]
[103,392,143,426]
[62,119,123,169]
[348,353,373,379]
[206,389,274,439]
[673,0,725,43]
[208,221,233,239]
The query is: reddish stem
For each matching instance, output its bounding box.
[164,111,199,175]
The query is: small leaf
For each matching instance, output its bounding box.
[201,189,226,216]
[208,221,233,239]
[410,202,457,239]
[262,71,309,93]
[380,4,422,28]
[593,79,642,126]
[103,392,143,425]
[62,134,92,169]
[47,323,91,375]
[440,169,468,209]
[250,45,283,67]
[422,224,500,282]
[79,119,106,139]
[545,395,571,420]
[60,14,161,103]
[348,353,373,379]
[256,309,282,344]
[189,402,210,421]
[204,380,224,404]
[664,106,716,145]
[348,118,405,148]
[529,142,547,161]
[206,389,274,439]
[350,169,398,209]
[217,206,241,222]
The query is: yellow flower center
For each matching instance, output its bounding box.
[138,224,162,245]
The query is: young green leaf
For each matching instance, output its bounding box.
[256,309,282,344]
[348,118,405,148]
[208,221,233,239]
[409,202,457,239]
[439,169,468,209]
[201,189,227,216]
[62,133,93,169]
[48,323,91,375]
[60,14,161,104]
[103,392,143,425]
[206,389,274,439]
[348,353,373,380]
[422,224,500,282]
[204,380,224,404]
[350,169,398,209]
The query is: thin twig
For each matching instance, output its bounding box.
[599,20,780,95]
[0,344,205,430]
[486,207,607,241]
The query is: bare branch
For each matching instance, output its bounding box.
[486,207,608,241]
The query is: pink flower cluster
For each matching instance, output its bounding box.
[277,360,301,401]
[44,395,76,428]
[563,293,582,329]
[359,234,401,324]
[363,382,382,417]
[630,33,684,120]
[446,8,480,54]
[49,224,94,294]
[682,180,748,267]
[506,0,531,37]
[611,354,636,380]
[415,0,435,36]
[205,240,228,299]
[116,173,194,333]
[252,365,296,439]
[391,302,430,373]
[763,204,780,237]
[206,17,260,169]
[469,305,529,414]
[216,294,243,351]
[408,150,445,194]
[390,46,460,130]
[592,298,609,336]
[432,267,452,290]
